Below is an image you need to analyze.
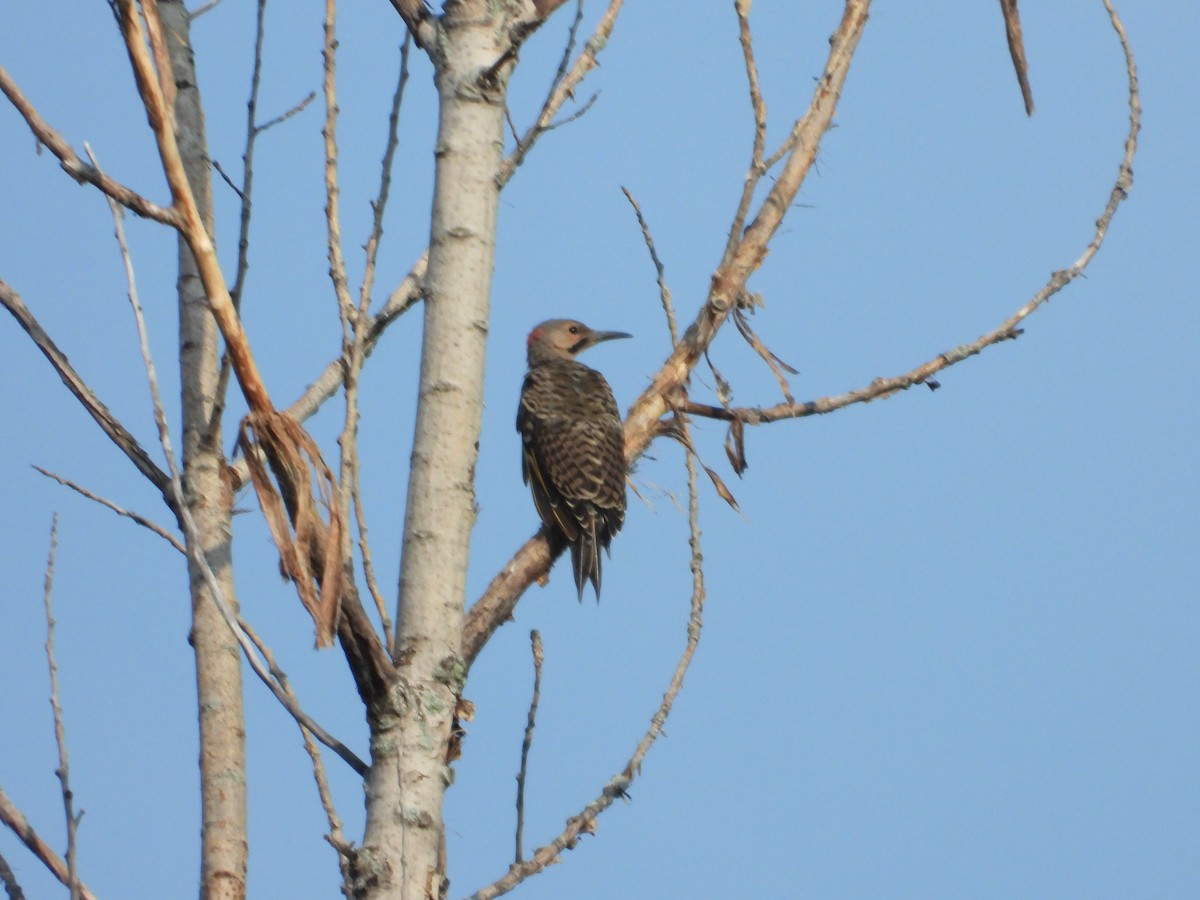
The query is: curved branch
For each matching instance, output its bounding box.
[684,0,1140,430]
[469,433,707,900]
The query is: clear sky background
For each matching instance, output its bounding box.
[2,2,1196,898]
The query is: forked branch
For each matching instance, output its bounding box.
[0,788,97,900]
[686,0,1138,431]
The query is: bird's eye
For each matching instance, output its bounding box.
[568,325,579,334]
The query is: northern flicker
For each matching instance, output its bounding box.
[517,319,631,601]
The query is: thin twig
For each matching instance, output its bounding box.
[210,0,269,438]
[621,187,676,345]
[256,91,317,134]
[0,280,173,501]
[498,0,624,186]
[32,465,185,554]
[0,787,97,900]
[470,426,707,900]
[211,158,244,198]
[514,630,544,863]
[352,461,393,650]
[323,0,355,331]
[307,736,355,899]
[335,36,410,653]
[41,516,81,900]
[731,306,796,405]
[238,618,355,892]
[722,0,769,269]
[358,35,410,321]
[210,0,316,442]
[189,0,226,18]
[547,0,585,96]
[508,0,586,160]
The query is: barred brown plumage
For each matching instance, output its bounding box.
[517,319,630,601]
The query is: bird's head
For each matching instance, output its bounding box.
[526,319,632,365]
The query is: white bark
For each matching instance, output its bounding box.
[356,3,514,898]
[162,2,249,897]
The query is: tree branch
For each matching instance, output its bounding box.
[33,465,185,552]
[322,0,356,330]
[209,0,314,441]
[621,187,677,345]
[385,0,435,51]
[499,0,624,186]
[0,279,174,502]
[0,851,27,900]
[723,0,769,269]
[0,788,96,900]
[0,63,178,224]
[40,515,82,900]
[514,629,543,863]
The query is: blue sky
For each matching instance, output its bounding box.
[2,2,1196,898]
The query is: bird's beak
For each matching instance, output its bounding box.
[587,330,632,346]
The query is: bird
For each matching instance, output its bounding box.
[517,318,631,601]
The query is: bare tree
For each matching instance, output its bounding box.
[0,1,1139,899]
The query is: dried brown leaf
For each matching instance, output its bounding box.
[237,410,344,647]
[1000,0,1035,115]
[704,465,741,513]
[456,697,476,722]
[724,418,748,476]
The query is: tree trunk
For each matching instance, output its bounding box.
[163,3,249,897]
[355,2,510,897]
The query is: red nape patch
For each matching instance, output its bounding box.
[527,327,543,347]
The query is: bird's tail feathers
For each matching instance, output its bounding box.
[569,519,603,603]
